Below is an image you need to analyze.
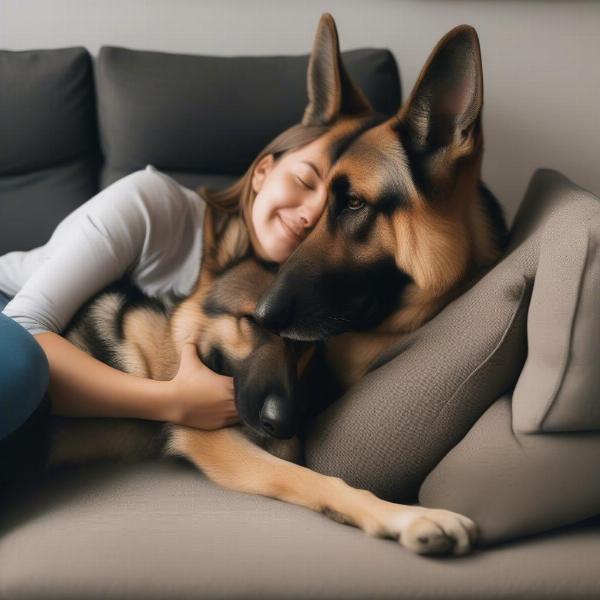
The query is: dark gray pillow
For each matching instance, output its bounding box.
[95,46,401,187]
[0,47,101,253]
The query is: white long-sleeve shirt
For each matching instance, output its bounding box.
[0,165,206,337]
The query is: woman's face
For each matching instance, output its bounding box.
[251,137,329,264]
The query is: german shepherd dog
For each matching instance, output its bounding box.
[46,14,507,556]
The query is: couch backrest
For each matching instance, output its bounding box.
[0,48,101,255]
[0,46,401,254]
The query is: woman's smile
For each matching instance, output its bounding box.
[278,214,302,244]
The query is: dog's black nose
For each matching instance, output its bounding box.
[254,293,295,334]
[260,394,296,439]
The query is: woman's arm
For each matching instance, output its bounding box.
[35,331,175,422]
[35,333,239,430]
[3,170,237,429]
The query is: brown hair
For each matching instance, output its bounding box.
[196,122,332,231]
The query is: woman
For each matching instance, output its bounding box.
[0,120,332,484]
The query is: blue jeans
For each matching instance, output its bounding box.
[0,290,51,484]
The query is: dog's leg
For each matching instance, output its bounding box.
[165,425,478,556]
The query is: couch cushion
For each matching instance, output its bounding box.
[0,48,102,254]
[419,395,600,546]
[418,170,600,546]
[96,46,401,188]
[1,458,600,599]
[512,174,600,433]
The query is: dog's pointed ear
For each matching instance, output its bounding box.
[302,13,373,126]
[399,25,483,153]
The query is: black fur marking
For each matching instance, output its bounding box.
[65,276,168,347]
[254,256,280,276]
[478,182,509,252]
[393,119,434,199]
[294,258,411,336]
[327,174,350,232]
[108,277,168,341]
[80,315,125,371]
[351,257,412,331]
[241,314,272,348]
[206,346,226,376]
[202,296,228,317]
[377,187,409,216]
[297,341,344,425]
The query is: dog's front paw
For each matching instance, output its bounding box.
[385,507,478,556]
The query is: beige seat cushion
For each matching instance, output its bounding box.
[419,395,600,546]
[1,458,600,599]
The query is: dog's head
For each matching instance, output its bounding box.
[255,14,494,340]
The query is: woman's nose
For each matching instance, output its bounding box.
[297,210,315,231]
[299,198,325,229]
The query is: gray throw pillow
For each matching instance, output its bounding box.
[512,192,600,433]
[303,256,532,503]
[419,170,600,546]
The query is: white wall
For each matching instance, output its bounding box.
[2,0,599,224]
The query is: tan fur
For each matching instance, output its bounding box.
[122,308,176,379]
[199,315,255,362]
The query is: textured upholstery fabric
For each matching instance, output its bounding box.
[512,174,600,432]
[1,458,600,600]
[0,48,102,254]
[419,170,600,544]
[96,46,401,188]
[303,223,533,503]
[419,395,600,546]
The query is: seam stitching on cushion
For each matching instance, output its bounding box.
[429,275,530,431]
[540,209,600,431]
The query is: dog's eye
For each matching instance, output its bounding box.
[347,195,365,211]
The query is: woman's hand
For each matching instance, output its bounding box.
[166,342,240,430]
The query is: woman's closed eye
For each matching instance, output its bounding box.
[295,175,315,190]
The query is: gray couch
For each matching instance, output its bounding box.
[0,45,599,599]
